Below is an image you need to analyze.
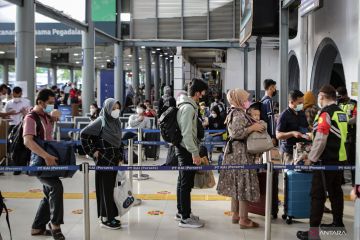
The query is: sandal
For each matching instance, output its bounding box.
[239,219,260,229]
[232,217,240,224]
[48,223,65,240]
[31,228,52,236]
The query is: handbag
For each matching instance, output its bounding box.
[28,139,77,178]
[194,157,216,189]
[246,131,273,154]
[114,171,135,217]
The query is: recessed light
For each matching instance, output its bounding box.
[94,57,97,60]
[0,51,5,54]
[164,52,168,55]
[126,63,130,66]
[156,48,161,51]
[73,53,79,56]
[170,56,173,58]
[139,57,142,60]
[165,57,168,60]
[128,54,132,57]
[152,51,156,54]
[45,48,52,51]
[76,61,80,64]
[35,56,39,59]
[152,62,155,65]
[159,54,163,57]
[101,65,105,68]
[106,59,111,62]
[141,46,145,49]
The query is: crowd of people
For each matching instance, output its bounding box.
[0,76,359,240]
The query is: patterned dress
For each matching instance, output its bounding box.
[217,109,260,202]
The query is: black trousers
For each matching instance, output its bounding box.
[345,140,356,185]
[32,177,64,229]
[310,170,344,227]
[95,171,118,220]
[175,146,196,219]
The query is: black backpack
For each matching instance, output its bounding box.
[0,191,12,239]
[159,106,183,146]
[8,111,42,167]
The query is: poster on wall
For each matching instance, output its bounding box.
[351,82,358,97]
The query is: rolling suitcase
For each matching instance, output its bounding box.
[144,132,160,160]
[282,170,313,224]
[248,172,266,216]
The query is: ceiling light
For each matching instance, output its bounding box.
[45,48,52,51]
[156,48,161,51]
[126,63,130,66]
[152,62,155,65]
[159,54,163,57]
[106,59,111,62]
[139,57,142,60]
[141,46,145,49]
[101,65,105,68]
[0,51,5,54]
[76,61,80,64]
[73,53,79,56]
[170,56,173,58]
[94,57,97,60]
[165,57,168,60]
[164,52,168,55]
[152,51,156,54]
[128,54,132,57]
[35,56,39,59]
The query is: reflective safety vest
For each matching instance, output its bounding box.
[338,100,356,119]
[313,104,348,163]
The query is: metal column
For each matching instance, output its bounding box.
[132,47,140,103]
[69,67,75,83]
[82,0,95,116]
[145,47,151,101]
[52,66,57,86]
[279,3,289,112]
[15,0,35,104]
[255,37,262,101]
[170,59,174,88]
[166,58,170,86]
[161,55,166,87]
[3,62,9,85]
[154,52,160,101]
[244,43,249,91]
[354,0,360,237]
[114,0,124,104]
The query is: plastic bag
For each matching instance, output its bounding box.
[113,171,135,217]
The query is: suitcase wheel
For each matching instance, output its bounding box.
[286,217,293,225]
[281,214,287,220]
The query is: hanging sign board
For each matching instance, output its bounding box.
[300,0,323,17]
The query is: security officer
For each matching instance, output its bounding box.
[337,86,357,186]
[297,85,348,240]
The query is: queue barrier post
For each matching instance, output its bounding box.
[134,128,149,180]
[128,138,134,187]
[264,151,273,240]
[82,162,90,240]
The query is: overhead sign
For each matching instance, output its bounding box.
[300,0,323,17]
[239,0,253,46]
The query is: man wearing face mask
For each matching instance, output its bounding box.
[127,103,151,129]
[175,78,208,228]
[0,84,16,119]
[23,89,65,239]
[276,90,310,165]
[297,85,348,240]
[5,87,31,131]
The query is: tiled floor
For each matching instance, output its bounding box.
[0,148,356,240]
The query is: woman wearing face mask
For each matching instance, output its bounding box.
[217,88,264,229]
[89,103,101,121]
[80,98,123,230]
[127,103,151,129]
[203,105,226,155]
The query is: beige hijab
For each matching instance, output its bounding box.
[226,88,250,109]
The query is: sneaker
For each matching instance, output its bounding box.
[133,198,142,207]
[296,230,321,240]
[320,222,346,232]
[178,218,204,228]
[175,213,200,221]
[100,219,121,230]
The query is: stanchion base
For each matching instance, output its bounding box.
[133,174,150,181]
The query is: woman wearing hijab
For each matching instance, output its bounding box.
[158,85,176,117]
[303,91,320,130]
[203,105,226,156]
[80,98,123,230]
[217,89,265,229]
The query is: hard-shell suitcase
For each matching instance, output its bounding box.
[144,132,160,160]
[248,172,266,216]
[282,170,313,224]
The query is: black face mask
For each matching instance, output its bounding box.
[272,89,277,97]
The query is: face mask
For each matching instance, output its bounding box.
[13,98,21,103]
[272,89,277,97]
[294,103,304,112]
[318,102,322,109]
[111,109,120,119]
[243,101,251,109]
[136,108,144,114]
[44,104,54,113]
[211,113,217,118]
[0,95,6,100]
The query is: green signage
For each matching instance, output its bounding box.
[92,0,116,21]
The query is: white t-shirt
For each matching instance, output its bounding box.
[5,98,32,126]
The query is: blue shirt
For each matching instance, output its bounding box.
[260,96,276,138]
[276,107,309,154]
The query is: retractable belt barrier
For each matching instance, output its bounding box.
[0,164,356,173]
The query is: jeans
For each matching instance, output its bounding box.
[205,134,223,156]
[175,146,196,220]
[32,177,64,229]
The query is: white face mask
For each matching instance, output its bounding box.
[211,113,217,118]
[136,108,144,114]
[13,97,21,103]
[111,109,120,119]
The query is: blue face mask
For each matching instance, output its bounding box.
[294,103,304,112]
[44,104,54,113]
